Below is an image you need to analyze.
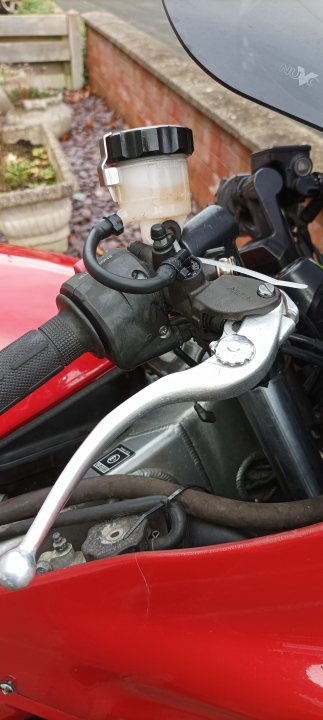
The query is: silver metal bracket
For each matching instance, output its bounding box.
[0,297,298,590]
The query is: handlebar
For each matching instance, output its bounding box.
[0,306,104,416]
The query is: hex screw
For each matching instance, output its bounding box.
[0,681,15,695]
[159,325,170,338]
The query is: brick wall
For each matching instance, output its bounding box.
[85,13,323,249]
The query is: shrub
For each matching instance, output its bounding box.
[16,0,53,14]
[8,86,57,104]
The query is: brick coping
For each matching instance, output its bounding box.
[83,10,323,169]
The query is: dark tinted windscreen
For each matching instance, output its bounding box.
[163,0,323,130]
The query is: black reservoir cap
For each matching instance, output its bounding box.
[102,125,194,163]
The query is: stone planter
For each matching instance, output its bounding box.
[0,64,32,93]
[5,92,72,140]
[0,124,78,252]
[0,64,31,114]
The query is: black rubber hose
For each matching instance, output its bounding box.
[0,496,167,539]
[3,474,323,532]
[281,345,323,368]
[0,496,187,549]
[173,348,198,367]
[290,334,323,354]
[83,215,178,295]
[150,502,187,550]
[185,517,249,547]
[299,312,321,339]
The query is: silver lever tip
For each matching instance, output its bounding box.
[0,549,36,590]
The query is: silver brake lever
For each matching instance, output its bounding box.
[198,257,307,289]
[0,297,298,590]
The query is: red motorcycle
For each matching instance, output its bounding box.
[1,2,323,719]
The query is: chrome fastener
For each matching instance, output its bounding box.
[258,283,275,298]
[159,325,171,338]
[209,340,218,354]
[214,334,256,366]
[0,681,15,695]
[52,531,68,554]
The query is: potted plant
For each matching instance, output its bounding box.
[0,123,77,251]
[5,86,72,139]
[0,64,33,113]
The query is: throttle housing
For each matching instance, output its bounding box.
[60,248,191,370]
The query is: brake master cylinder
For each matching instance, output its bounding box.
[98,125,193,243]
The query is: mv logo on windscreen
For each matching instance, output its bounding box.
[280,64,319,87]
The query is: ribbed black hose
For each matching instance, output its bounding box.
[3,474,323,532]
[83,216,178,295]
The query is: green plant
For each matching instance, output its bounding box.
[1,143,57,191]
[4,157,30,189]
[16,0,52,14]
[80,20,89,88]
[8,86,57,105]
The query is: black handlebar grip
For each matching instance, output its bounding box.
[0,313,88,415]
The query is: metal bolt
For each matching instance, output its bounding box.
[159,325,170,338]
[153,237,169,249]
[131,269,147,280]
[216,257,234,277]
[209,340,219,354]
[0,681,15,695]
[257,283,275,298]
[52,532,68,554]
[36,560,52,575]
[214,334,256,366]
[190,259,200,271]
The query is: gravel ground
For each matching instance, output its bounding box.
[63,93,142,257]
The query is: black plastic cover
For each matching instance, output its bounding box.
[251,146,312,186]
[163,0,323,130]
[102,125,194,163]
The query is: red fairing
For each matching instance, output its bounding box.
[0,244,113,436]
[1,523,323,720]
